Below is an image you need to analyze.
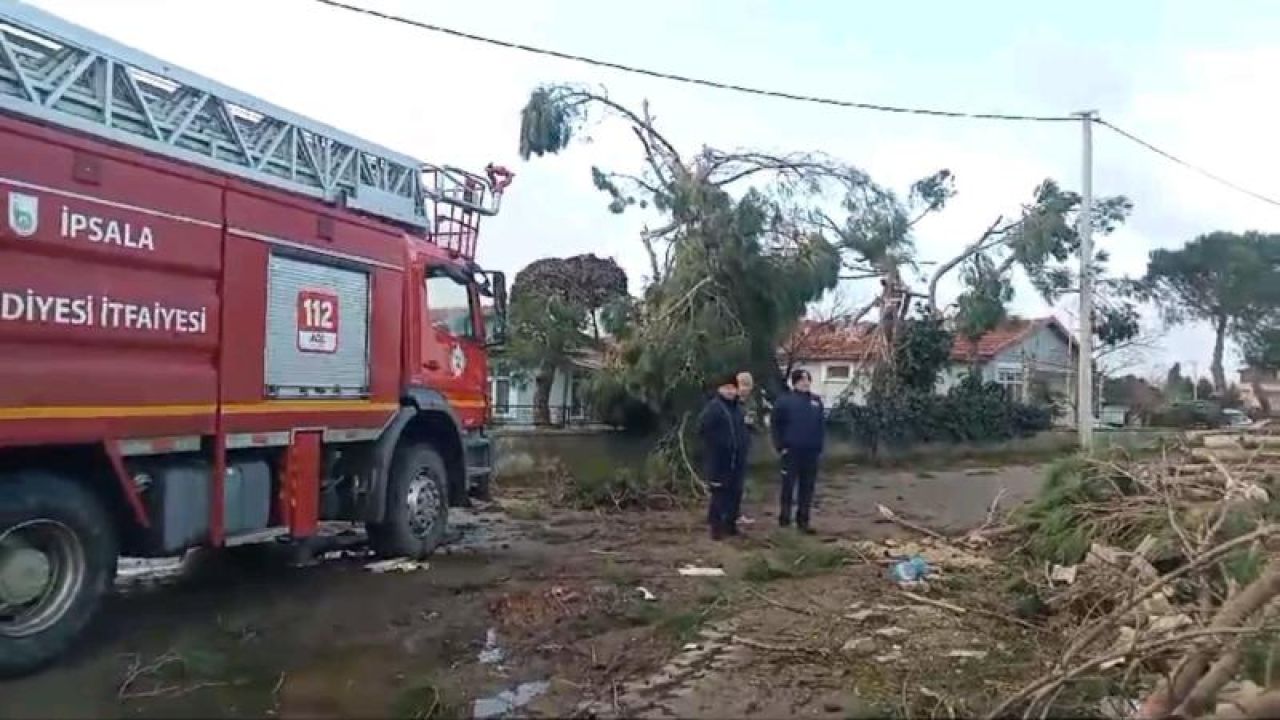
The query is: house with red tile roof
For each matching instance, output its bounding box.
[780,315,1079,408]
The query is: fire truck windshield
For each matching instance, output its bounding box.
[425,269,475,338]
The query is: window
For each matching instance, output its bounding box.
[425,270,475,338]
[490,376,512,417]
[996,365,1025,402]
[568,372,587,419]
[825,365,851,382]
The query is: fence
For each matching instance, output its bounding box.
[490,404,594,428]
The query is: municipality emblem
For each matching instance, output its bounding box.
[7,192,38,238]
[450,345,467,376]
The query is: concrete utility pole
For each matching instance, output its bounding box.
[1076,111,1097,452]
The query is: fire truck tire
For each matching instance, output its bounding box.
[0,471,118,677]
[367,444,449,560]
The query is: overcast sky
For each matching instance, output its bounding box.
[25,0,1280,382]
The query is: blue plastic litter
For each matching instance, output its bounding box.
[890,554,932,583]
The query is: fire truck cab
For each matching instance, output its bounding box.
[0,2,511,675]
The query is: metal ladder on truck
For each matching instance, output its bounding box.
[0,1,509,247]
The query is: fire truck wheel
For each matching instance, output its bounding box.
[368,444,449,560]
[0,471,118,677]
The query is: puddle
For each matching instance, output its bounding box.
[472,680,550,719]
[478,627,505,665]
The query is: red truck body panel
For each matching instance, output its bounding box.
[0,113,223,445]
[0,111,489,449]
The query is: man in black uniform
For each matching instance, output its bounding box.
[698,372,746,540]
[771,369,825,533]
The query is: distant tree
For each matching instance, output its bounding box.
[1195,377,1215,401]
[507,254,628,425]
[1164,363,1194,402]
[1220,384,1244,410]
[1142,232,1280,392]
[1102,374,1164,421]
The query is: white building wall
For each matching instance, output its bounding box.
[489,367,585,424]
[788,360,872,406]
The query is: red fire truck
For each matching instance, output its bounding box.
[0,3,511,675]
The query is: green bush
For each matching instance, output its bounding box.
[830,372,1053,454]
[585,371,659,433]
[1147,400,1226,429]
[541,437,705,511]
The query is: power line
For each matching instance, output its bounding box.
[1097,119,1280,209]
[311,0,1280,210]
[310,0,1075,123]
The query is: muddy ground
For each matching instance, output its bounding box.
[1,459,1058,719]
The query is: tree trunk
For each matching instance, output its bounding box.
[1211,315,1228,393]
[533,362,555,425]
[1251,377,1273,417]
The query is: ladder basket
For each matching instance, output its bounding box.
[423,163,513,260]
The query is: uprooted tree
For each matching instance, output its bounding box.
[506,254,628,425]
[812,165,1140,446]
[520,85,870,423]
[823,167,1138,350]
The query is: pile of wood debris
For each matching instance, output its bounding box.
[990,425,1280,719]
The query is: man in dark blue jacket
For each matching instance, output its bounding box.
[698,372,747,540]
[771,369,825,533]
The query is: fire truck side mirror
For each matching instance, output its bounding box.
[491,271,507,315]
[484,270,508,348]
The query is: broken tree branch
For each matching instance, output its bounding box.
[877,504,947,541]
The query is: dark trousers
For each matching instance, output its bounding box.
[779,450,820,526]
[729,458,748,521]
[706,468,743,532]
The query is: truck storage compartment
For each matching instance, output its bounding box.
[264,253,371,399]
[137,459,272,554]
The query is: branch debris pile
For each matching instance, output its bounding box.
[991,426,1280,719]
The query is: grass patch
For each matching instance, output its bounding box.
[656,609,709,645]
[740,532,848,583]
[501,498,548,521]
[1241,631,1280,687]
[620,584,733,645]
[600,559,645,588]
[390,681,460,720]
[116,636,279,706]
[742,468,778,504]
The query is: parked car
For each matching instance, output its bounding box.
[1222,408,1252,427]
